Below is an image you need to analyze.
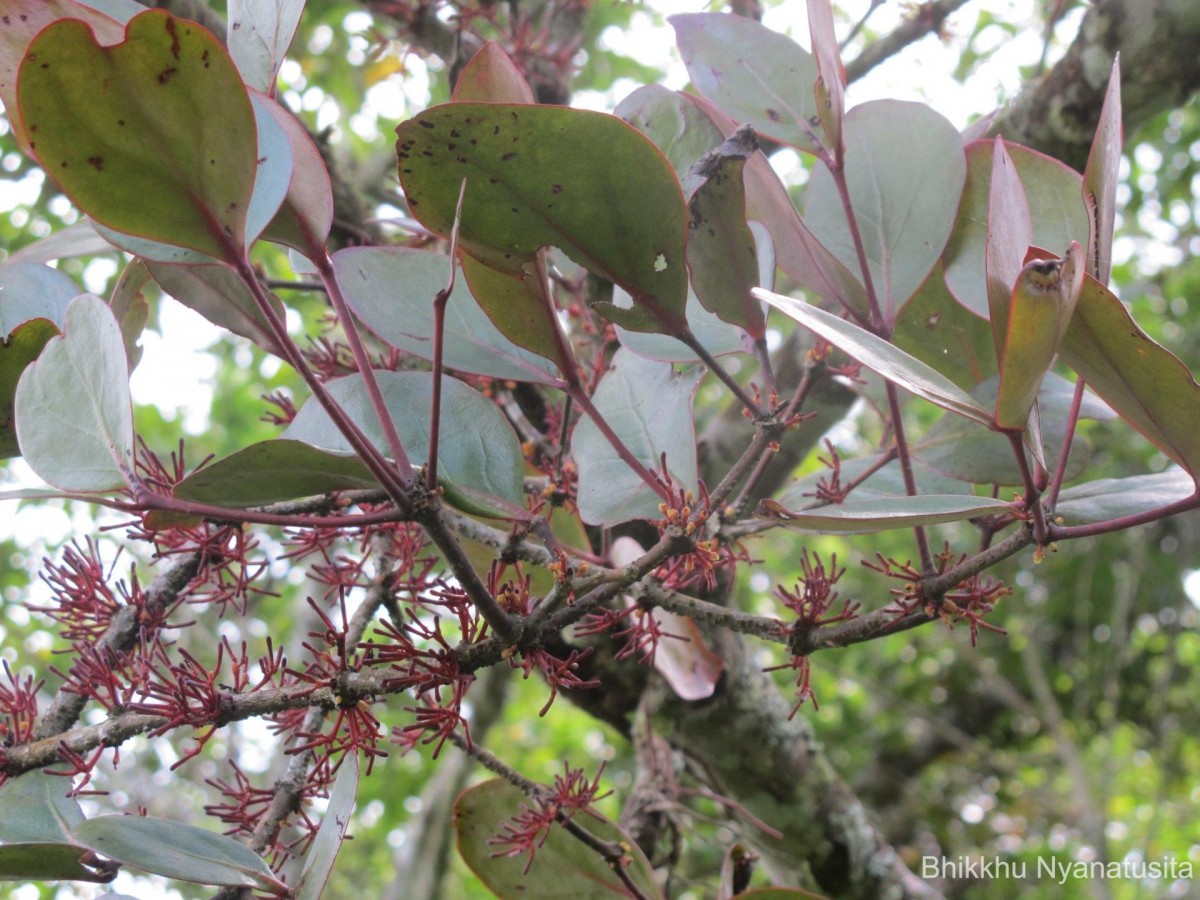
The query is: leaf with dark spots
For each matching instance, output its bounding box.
[396,102,689,335]
[0,0,128,153]
[16,10,258,262]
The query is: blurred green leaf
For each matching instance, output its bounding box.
[454,778,662,899]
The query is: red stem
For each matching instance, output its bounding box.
[884,381,935,574]
[234,258,412,510]
[316,252,413,474]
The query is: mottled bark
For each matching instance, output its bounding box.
[988,0,1200,170]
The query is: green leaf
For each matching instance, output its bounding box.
[944,140,1089,318]
[396,102,688,334]
[454,779,663,900]
[458,252,571,371]
[285,371,525,509]
[756,289,993,425]
[684,128,765,338]
[573,348,702,526]
[0,843,114,882]
[452,41,535,103]
[0,0,128,153]
[0,771,85,843]
[993,243,1084,430]
[804,100,966,320]
[146,261,286,356]
[1059,274,1200,476]
[333,247,562,385]
[15,294,133,491]
[731,890,828,899]
[892,263,996,388]
[670,12,821,154]
[294,755,359,900]
[685,92,869,317]
[760,494,1013,533]
[1082,58,1122,283]
[916,372,1099,486]
[173,439,380,508]
[1055,469,1195,524]
[73,815,280,889]
[1,320,59,459]
[0,773,104,883]
[616,84,725,180]
[18,10,259,262]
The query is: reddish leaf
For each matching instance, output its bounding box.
[452,41,535,104]
[944,140,1089,318]
[985,138,1034,365]
[807,0,845,160]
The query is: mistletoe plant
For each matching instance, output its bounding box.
[0,1,1196,898]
